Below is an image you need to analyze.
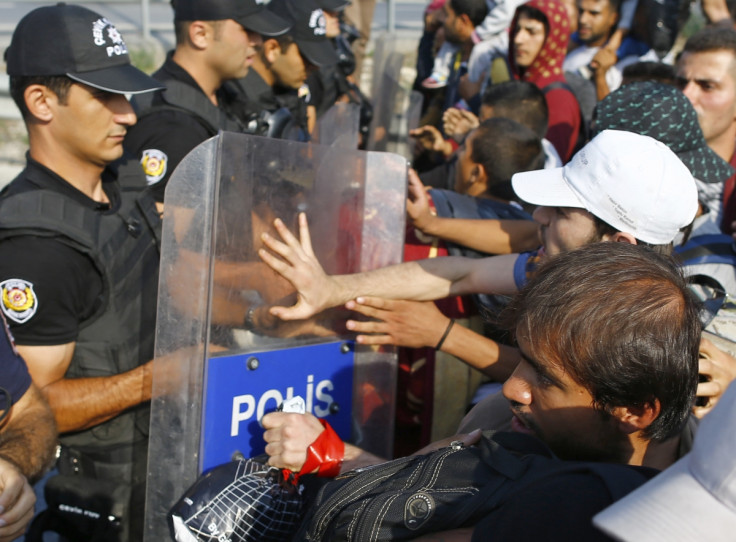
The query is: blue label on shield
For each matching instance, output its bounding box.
[200,341,355,472]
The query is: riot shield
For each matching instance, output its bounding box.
[369,32,398,104]
[143,133,406,541]
[365,40,424,158]
[313,102,361,148]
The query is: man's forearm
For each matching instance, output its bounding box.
[440,324,521,381]
[594,70,612,102]
[331,258,470,305]
[0,384,57,481]
[419,217,538,255]
[41,362,151,433]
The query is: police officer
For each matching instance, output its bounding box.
[225,0,339,140]
[309,0,373,144]
[2,4,163,540]
[124,0,291,205]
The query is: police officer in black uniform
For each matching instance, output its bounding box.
[2,5,164,541]
[124,0,291,205]
[225,0,339,140]
[309,0,373,145]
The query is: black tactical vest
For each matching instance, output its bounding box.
[133,78,247,136]
[0,159,161,461]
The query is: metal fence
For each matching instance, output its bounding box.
[6,0,399,39]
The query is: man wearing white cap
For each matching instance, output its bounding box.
[594,380,736,541]
[258,129,697,336]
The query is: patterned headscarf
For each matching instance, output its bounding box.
[508,0,571,88]
[594,81,734,184]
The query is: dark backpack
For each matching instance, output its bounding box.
[294,431,655,541]
[543,73,596,153]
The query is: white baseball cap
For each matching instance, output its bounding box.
[593,380,736,541]
[511,130,698,245]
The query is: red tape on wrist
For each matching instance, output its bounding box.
[296,419,344,482]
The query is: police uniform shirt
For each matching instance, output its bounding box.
[124,53,215,202]
[0,157,110,345]
[0,312,32,404]
[307,65,341,118]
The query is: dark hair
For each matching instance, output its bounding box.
[481,81,549,138]
[621,61,677,86]
[258,34,296,65]
[9,75,73,120]
[449,0,490,27]
[275,33,295,54]
[505,242,700,442]
[591,215,674,256]
[606,0,623,13]
[174,19,228,45]
[471,118,543,194]
[514,5,550,38]
[682,25,736,56]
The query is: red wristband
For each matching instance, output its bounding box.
[296,419,344,482]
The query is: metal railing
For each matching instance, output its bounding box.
[5,0,399,39]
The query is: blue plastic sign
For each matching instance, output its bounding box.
[200,341,355,472]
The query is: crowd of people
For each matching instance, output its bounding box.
[3,0,736,540]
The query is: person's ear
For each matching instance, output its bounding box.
[611,400,661,435]
[473,163,488,187]
[188,21,211,49]
[24,84,56,122]
[607,231,637,245]
[262,39,281,64]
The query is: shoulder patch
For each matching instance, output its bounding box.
[141,148,168,184]
[1,279,38,324]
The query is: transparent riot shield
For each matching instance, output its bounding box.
[313,102,361,148]
[366,50,404,153]
[143,133,406,541]
[391,90,424,158]
[365,40,423,158]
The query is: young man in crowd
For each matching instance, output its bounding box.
[263,241,701,541]
[677,26,736,234]
[466,0,581,160]
[257,131,696,332]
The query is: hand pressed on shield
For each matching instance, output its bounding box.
[346,297,451,349]
[694,337,736,418]
[406,169,435,233]
[258,213,342,321]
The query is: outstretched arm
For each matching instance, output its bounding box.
[408,171,539,255]
[346,297,521,381]
[258,213,519,321]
